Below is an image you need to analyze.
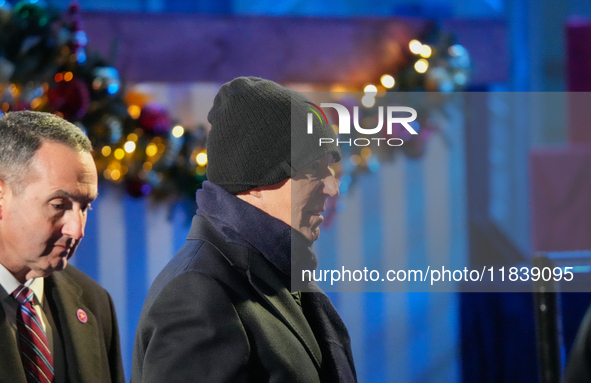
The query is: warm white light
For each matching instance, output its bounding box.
[361,95,375,108]
[364,84,378,95]
[196,152,208,166]
[172,125,184,138]
[380,75,395,89]
[420,45,432,58]
[124,141,136,153]
[414,59,429,73]
[409,40,422,54]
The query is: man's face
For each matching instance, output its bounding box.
[258,154,339,242]
[291,154,339,241]
[0,141,98,282]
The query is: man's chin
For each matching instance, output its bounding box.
[39,257,68,277]
[300,227,320,242]
[53,257,68,272]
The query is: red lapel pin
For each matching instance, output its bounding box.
[77,309,88,323]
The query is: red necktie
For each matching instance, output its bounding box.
[12,285,54,383]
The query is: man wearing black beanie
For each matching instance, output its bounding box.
[132,77,357,382]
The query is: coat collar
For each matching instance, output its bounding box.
[196,181,318,279]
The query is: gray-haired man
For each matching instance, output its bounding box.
[0,111,124,383]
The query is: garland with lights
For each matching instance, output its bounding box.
[322,26,471,205]
[0,2,470,203]
[0,0,207,201]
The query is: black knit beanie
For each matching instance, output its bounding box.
[206,77,341,194]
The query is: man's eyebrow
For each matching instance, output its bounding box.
[47,189,98,203]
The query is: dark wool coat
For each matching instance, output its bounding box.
[132,182,356,383]
[0,266,125,383]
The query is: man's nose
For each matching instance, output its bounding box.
[323,173,340,197]
[62,208,86,240]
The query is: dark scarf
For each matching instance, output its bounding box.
[196,181,357,382]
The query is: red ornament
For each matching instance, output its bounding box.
[47,78,90,121]
[138,102,171,135]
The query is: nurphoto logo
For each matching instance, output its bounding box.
[305,101,418,147]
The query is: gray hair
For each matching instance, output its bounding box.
[0,111,92,194]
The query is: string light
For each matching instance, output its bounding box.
[54,73,63,82]
[409,40,422,54]
[380,75,395,89]
[196,167,206,176]
[420,45,432,58]
[114,148,125,160]
[196,152,208,167]
[128,105,141,119]
[172,125,185,138]
[30,98,42,109]
[361,95,375,108]
[364,85,378,95]
[101,146,111,157]
[127,133,138,141]
[414,59,429,73]
[111,169,121,181]
[146,143,158,157]
[64,72,73,82]
[124,141,136,153]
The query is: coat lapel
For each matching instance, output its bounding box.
[246,251,323,370]
[0,303,27,383]
[46,271,102,383]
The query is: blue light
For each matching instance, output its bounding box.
[339,175,351,194]
[77,51,86,63]
[0,0,6,6]
[368,158,380,173]
[339,174,352,194]
[107,83,119,94]
[30,0,38,3]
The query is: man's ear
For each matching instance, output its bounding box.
[237,188,262,199]
[248,189,262,199]
[235,188,263,208]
